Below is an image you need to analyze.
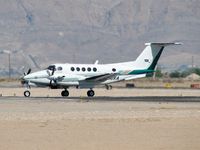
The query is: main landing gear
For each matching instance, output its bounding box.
[61,89,95,97]
[87,89,95,97]
[24,90,31,97]
[61,89,69,97]
[23,89,95,97]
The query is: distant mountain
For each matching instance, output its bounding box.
[0,0,199,76]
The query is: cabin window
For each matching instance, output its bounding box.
[112,68,116,72]
[87,67,91,72]
[82,67,86,72]
[57,67,63,71]
[93,67,97,72]
[71,67,75,71]
[76,67,80,71]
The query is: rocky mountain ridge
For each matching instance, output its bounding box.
[0,0,199,76]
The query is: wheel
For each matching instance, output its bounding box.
[61,90,69,97]
[87,90,95,97]
[24,90,31,97]
[106,85,112,90]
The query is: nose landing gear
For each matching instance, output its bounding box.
[23,83,31,97]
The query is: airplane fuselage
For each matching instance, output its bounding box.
[24,62,146,89]
[22,42,181,97]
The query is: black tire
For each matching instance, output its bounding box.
[87,90,95,97]
[61,90,69,97]
[24,90,31,97]
[106,85,112,90]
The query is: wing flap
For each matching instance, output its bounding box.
[85,73,117,82]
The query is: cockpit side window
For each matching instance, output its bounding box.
[47,65,56,71]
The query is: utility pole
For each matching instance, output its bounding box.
[153,65,157,80]
[192,55,194,69]
[0,50,11,79]
[8,53,11,79]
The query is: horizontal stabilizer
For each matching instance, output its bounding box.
[145,42,182,46]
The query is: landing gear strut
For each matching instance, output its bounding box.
[87,89,95,97]
[61,89,69,97]
[24,90,31,97]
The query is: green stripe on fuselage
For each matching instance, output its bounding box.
[148,46,164,70]
[128,46,164,75]
[128,69,155,75]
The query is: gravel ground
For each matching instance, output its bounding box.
[0,88,200,150]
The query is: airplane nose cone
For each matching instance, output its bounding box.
[23,70,49,80]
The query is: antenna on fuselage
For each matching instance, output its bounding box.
[94,60,99,65]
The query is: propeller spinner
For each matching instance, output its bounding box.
[21,68,31,85]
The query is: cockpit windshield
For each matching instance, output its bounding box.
[47,65,56,71]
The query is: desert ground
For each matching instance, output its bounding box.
[0,88,200,150]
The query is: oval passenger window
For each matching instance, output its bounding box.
[57,67,63,71]
[87,67,91,72]
[71,67,75,71]
[112,68,116,72]
[93,68,97,72]
[76,67,80,71]
[82,67,86,72]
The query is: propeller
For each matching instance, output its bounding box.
[49,78,57,87]
[51,67,55,76]
[21,68,31,86]
[46,66,65,88]
[23,68,31,76]
[47,72,65,88]
[27,68,31,75]
[46,66,57,87]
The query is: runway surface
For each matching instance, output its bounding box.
[0,92,200,150]
[1,96,200,103]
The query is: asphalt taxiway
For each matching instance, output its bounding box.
[1,87,200,103]
[1,96,200,103]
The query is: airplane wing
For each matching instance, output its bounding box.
[85,73,117,82]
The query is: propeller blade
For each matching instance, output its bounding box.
[51,68,55,76]
[27,68,31,75]
[49,79,57,87]
[46,70,51,76]
[50,80,53,86]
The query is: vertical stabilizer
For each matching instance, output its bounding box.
[134,42,181,70]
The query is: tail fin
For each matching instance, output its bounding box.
[134,42,182,70]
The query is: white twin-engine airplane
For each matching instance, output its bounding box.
[21,42,181,97]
